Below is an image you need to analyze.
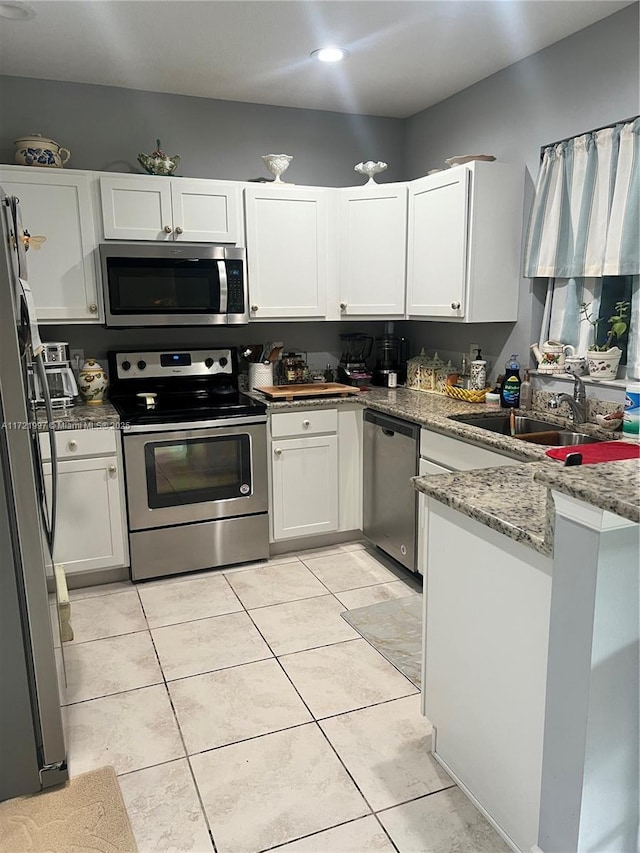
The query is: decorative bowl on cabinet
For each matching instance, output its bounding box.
[354,160,388,184]
[137,139,180,176]
[261,154,293,182]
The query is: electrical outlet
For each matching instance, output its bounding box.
[70,349,84,370]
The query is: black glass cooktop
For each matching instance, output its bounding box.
[111,391,266,426]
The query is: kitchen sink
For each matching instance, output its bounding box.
[450,414,607,446]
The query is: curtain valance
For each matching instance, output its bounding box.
[524,117,639,278]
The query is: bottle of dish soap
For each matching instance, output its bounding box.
[500,354,521,408]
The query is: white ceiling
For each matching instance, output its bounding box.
[0,0,633,118]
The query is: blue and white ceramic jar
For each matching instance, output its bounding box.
[14,134,71,168]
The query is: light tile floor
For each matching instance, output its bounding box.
[61,543,510,853]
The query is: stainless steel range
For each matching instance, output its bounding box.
[109,348,268,581]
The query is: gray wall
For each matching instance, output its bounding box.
[406,3,639,380]
[2,6,638,384]
[0,77,405,187]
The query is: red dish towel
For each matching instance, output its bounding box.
[546,441,640,463]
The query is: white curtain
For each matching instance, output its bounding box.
[525,118,640,278]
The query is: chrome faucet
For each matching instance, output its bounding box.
[549,374,588,424]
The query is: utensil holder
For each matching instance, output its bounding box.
[249,363,274,390]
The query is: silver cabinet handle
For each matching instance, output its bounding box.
[67,440,78,451]
[164,225,172,233]
[174,226,183,234]
[88,303,98,314]
[274,447,282,456]
[251,305,259,312]
[340,302,347,311]
[302,419,310,429]
[108,464,117,477]
[451,301,461,310]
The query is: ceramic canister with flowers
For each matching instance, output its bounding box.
[78,359,108,405]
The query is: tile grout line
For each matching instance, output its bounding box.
[137,587,218,853]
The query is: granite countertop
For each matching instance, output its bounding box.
[249,385,615,463]
[534,459,640,524]
[413,462,555,557]
[35,401,121,431]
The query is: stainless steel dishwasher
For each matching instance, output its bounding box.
[363,409,420,573]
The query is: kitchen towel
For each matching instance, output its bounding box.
[546,441,640,464]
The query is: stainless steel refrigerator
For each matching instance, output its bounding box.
[0,189,68,799]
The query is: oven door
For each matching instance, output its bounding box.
[124,423,267,530]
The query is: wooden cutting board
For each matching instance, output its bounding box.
[257,383,362,401]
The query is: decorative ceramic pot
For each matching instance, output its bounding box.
[137,139,180,176]
[586,347,622,381]
[14,134,71,168]
[564,356,587,376]
[78,359,108,405]
[530,341,575,373]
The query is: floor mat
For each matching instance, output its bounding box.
[341,594,423,688]
[0,766,137,853]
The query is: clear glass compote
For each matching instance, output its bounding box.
[262,154,293,183]
[354,160,388,184]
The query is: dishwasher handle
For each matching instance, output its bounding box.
[364,408,420,440]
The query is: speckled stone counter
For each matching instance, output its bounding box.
[413,462,554,556]
[534,459,640,524]
[248,386,616,463]
[35,401,121,431]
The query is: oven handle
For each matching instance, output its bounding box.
[218,260,228,315]
[122,414,267,433]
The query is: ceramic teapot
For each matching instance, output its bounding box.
[530,341,575,373]
[14,134,71,168]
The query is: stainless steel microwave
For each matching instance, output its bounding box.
[100,243,249,327]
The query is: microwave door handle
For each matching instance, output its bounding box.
[217,260,228,314]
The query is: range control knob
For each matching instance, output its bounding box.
[121,360,131,371]
[137,360,147,371]
[204,357,214,369]
[219,356,228,367]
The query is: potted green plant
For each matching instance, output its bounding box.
[579,300,629,380]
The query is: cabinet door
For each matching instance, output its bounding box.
[407,169,469,319]
[0,170,100,322]
[170,180,239,243]
[245,186,328,318]
[272,435,338,540]
[339,186,407,316]
[44,457,127,574]
[100,176,173,240]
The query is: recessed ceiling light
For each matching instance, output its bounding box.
[0,1,35,19]
[311,47,350,64]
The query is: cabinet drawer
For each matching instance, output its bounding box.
[40,428,117,461]
[420,428,520,470]
[271,409,338,438]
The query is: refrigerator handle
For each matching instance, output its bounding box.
[34,353,58,554]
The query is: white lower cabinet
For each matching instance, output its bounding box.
[41,429,128,575]
[269,406,362,542]
[271,434,338,540]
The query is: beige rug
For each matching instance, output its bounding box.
[0,766,137,853]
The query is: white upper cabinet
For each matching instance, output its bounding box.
[100,175,241,243]
[0,167,100,323]
[244,185,328,319]
[337,185,407,318]
[407,162,524,323]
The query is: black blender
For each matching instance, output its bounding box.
[337,333,373,387]
[371,335,409,386]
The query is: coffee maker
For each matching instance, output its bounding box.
[337,333,373,387]
[371,335,409,387]
[28,341,78,408]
